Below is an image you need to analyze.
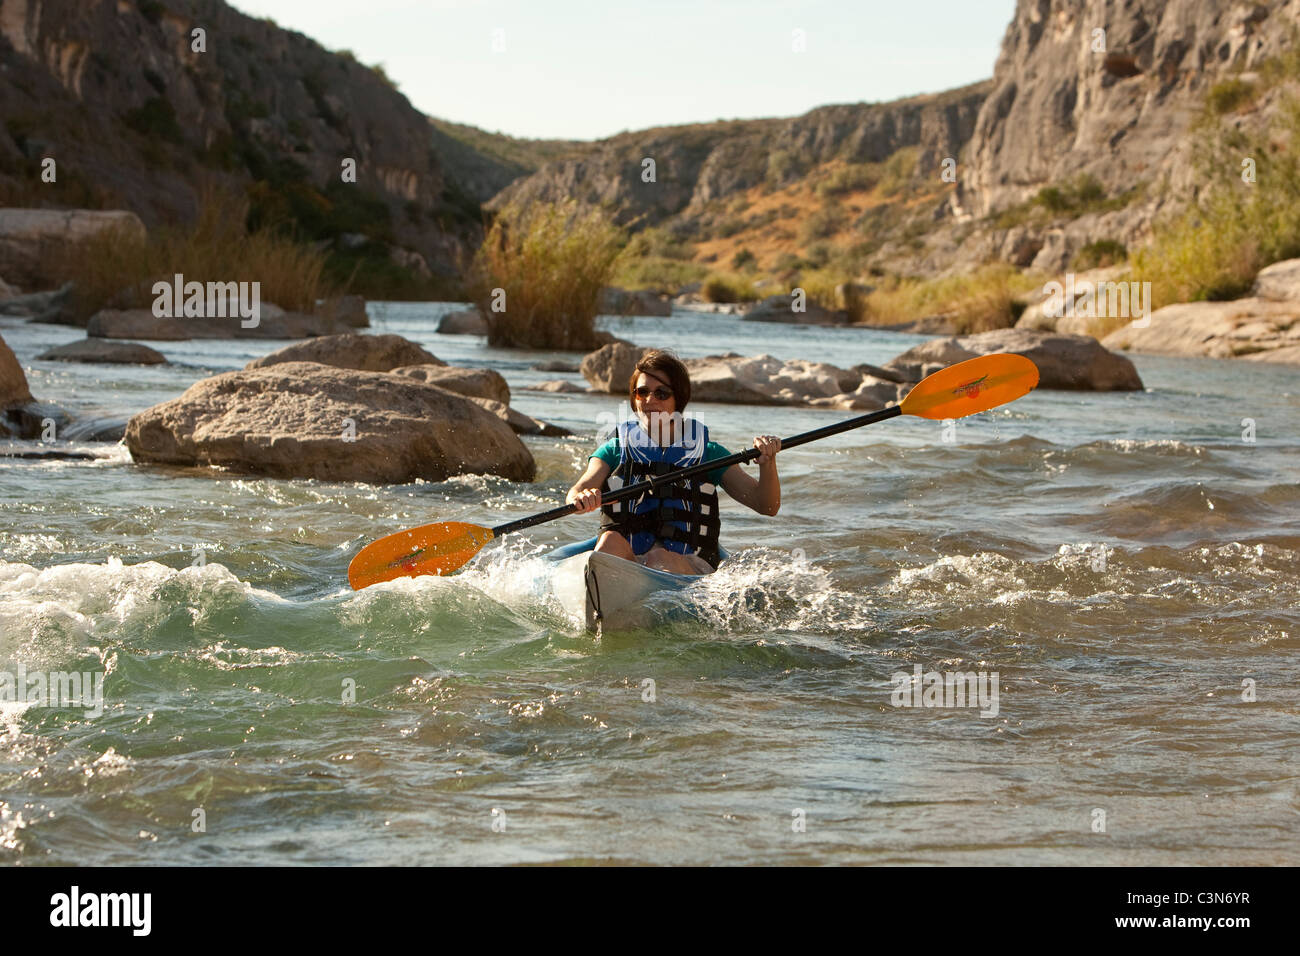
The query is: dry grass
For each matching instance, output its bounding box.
[468,201,624,349]
[1110,91,1300,337]
[856,265,1043,333]
[51,192,334,323]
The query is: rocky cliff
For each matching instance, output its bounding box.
[960,0,1300,218]
[488,83,989,236]
[0,0,479,276]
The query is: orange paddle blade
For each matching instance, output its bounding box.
[900,353,1039,421]
[347,521,496,590]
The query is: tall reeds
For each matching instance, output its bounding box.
[468,201,623,349]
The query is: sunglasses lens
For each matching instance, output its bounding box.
[635,387,672,400]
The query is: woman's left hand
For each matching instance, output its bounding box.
[753,435,781,465]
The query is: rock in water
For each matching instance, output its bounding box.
[599,287,673,317]
[317,295,369,328]
[1,333,33,409]
[885,329,1143,390]
[581,342,649,393]
[38,340,166,365]
[125,363,535,484]
[245,334,442,372]
[1101,297,1300,365]
[742,294,849,326]
[389,365,510,404]
[436,310,490,335]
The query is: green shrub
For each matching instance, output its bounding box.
[731,248,757,270]
[611,256,708,293]
[1071,239,1128,271]
[1124,94,1300,322]
[799,206,847,244]
[1207,78,1258,115]
[137,0,164,24]
[468,201,625,349]
[124,96,183,143]
[701,273,760,303]
[817,163,879,198]
[878,147,919,196]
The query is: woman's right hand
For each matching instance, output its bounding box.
[567,487,602,514]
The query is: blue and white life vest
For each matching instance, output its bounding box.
[599,417,722,569]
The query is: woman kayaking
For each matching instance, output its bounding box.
[565,349,781,575]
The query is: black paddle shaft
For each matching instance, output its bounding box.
[491,404,902,538]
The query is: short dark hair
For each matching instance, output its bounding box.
[629,349,691,412]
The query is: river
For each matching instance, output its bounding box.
[1,304,1297,864]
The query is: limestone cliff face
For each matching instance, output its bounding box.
[487,83,989,232]
[959,0,1300,218]
[0,0,477,273]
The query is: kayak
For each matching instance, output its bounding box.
[545,537,715,633]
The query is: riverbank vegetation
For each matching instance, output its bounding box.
[468,201,623,349]
[52,193,335,323]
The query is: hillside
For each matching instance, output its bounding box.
[0,0,482,288]
[486,84,989,285]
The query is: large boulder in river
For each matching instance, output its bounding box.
[390,364,509,404]
[38,339,166,365]
[1101,298,1300,364]
[125,363,535,484]
[246,333,441,371]
[581,342,649,393]
[0,209,145,289]
[885,329,1143,390]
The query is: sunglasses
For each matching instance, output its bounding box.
[633,386,673,401]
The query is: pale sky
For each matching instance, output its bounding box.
[229,0,1016,141]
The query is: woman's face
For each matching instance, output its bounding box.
[633,371,677,419]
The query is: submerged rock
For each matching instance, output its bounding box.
[38,339,166,365]
[125,363,535,484]
[527,380,587,393]
[246,333,441,372]
[436,309,489,335]
[885,328,1143,390]
[89,307,356,341]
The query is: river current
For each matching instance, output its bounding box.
[1,305,1297,864]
